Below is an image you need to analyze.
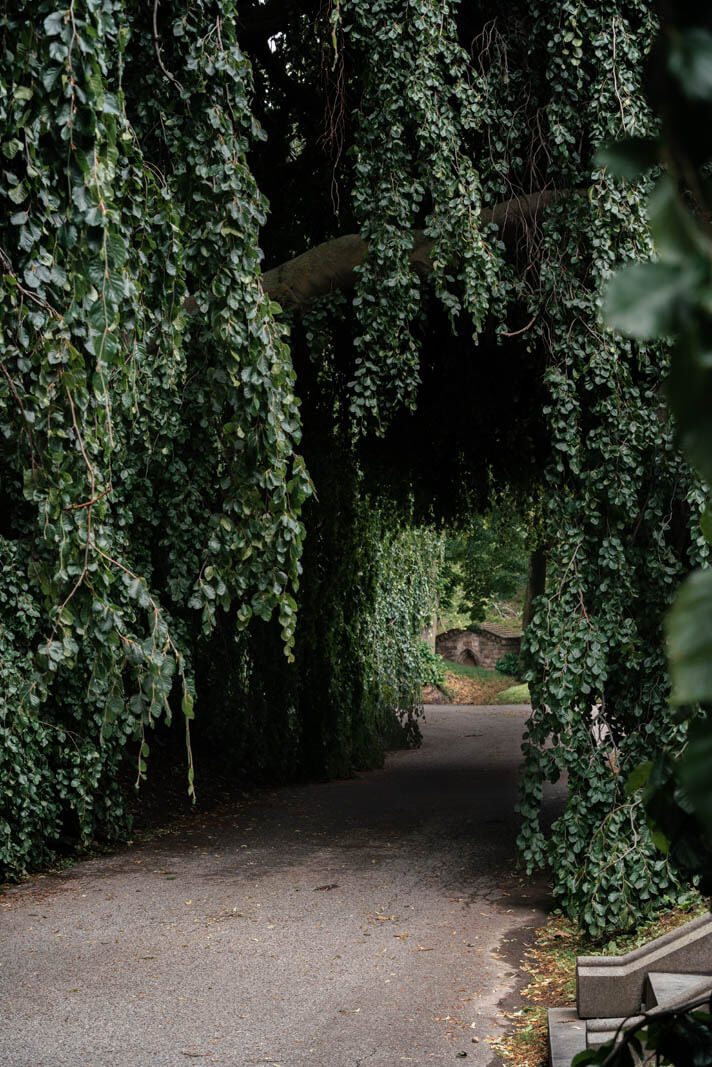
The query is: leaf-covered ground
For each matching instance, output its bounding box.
[424,661,526,705]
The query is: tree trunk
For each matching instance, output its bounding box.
[520,546,547,663]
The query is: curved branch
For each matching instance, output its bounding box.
[262,189,565,310]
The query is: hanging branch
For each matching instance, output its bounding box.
[261,189,566,310]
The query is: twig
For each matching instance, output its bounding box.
[153,0,183,93]
[611,19,627,134]
[53,387,95,622]
[0,247,62,319]
[502,313,537,337]
[64,485,112,511]
[0,357,38,475]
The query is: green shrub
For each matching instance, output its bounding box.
[495,651,520,677]
[415,643,448,689]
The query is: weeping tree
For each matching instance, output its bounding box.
[0,0,702,932]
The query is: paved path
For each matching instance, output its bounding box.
[0,705,564,1067]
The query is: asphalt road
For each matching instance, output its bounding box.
[0,704,565,1067]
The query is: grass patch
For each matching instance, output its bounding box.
[495,683,530,704]
[490,892,708,1067]
[443,660,507,681]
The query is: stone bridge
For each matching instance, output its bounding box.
[435,623,521,670]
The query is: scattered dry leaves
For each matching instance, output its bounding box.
[439,669,518,706]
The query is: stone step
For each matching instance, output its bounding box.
[577,912,712,1019]
[645,971,712,1010]
[551,914,712,1060]
[586,1015,641,1048]
[547,1006,586,1067]
[550,974,712,1060]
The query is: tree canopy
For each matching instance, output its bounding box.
[0,0,705,936]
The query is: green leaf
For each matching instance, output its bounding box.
[106,232,128,268]
[604,261,698,338]
[8,183,27,205]
[182,693,195,720]
[667,568,712,704]
[43,11,65,36]
[572,1048,605,1066]
[594,136,659,180]
[650,827,671,855]
[678,721,712,834]
[647,177,706,265]
[700,507,712,553]
[625,761,653,797]
[1,139,22,160]
[667,331,712,486]
[668,28,712,102]
[102,93,120,116]
[105,693,123,721]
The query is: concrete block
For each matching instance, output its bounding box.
[577,913,712,1019]
[586,1016,641,1048]
[548,1007,586,1066]
[646,971,712,1010]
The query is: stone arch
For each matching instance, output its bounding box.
[435,628,481,666]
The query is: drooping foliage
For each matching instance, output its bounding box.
[0,0,443,875]
[511,0,707,936]
[344,0,504,427]
[196,463,443,785]
[0,0,704,937]
[0,0,316,875]
[601,6,712,903]
[567,8,712,1063]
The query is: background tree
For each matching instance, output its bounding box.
[441,502,529,627]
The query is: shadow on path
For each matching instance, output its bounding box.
[0,705,565,1067]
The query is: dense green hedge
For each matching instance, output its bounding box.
[196,452,444,786]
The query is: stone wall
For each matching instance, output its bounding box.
[435,623,521,670]
[435,628,480,665]
[475,623,521,669]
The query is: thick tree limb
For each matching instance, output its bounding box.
[262,189,565,311]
